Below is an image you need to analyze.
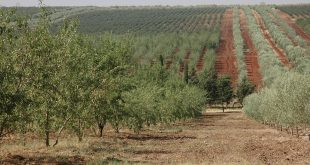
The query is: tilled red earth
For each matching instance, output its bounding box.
[240,9,263,89]
[215,9,238,88]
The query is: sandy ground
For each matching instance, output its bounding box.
[1,110,310,165]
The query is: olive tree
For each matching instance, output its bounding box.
[217,76,233,112]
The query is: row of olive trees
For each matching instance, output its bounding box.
[232,7,256,103]
[269,7,308,48]
[131,27,220,69]
[244,71,310,135]
[197,68,255,111]
[243,6,310,136]
[243,7,286,86]
[255,6,310,74]
[232,7,247,84]
[0,7,206,146]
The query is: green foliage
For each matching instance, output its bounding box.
[297,18,310,35]
[237,77,255,105]
[51,6,226,34]
[277,5,310,18]
[233,7,248,84]
[0,6,209,143]
[0,8,33,138]
[199,67,218,104]
[121,65,206,133]
[243,6,285,86]
[255,6,310,74]
[184,64,189,84]
[217,76,233,106]
[244,71,310,128]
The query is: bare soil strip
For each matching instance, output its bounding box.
[215,9,238,88]
[253,10,293,69]
[2,110,310,164]
[276,9,310,45]
[240,10,263,89]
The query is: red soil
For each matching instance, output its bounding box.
[215,9,238,88]
[240,10,263,89]
[253,10,293,69]
[196,46,207,72]
[277,10,310,45]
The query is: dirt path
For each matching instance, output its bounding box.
[253,10,293,69]
[240,9,263,89]
[277,9,310,45]
[102,111,310,164]
[215,9,238,88]
[2,110,310,164]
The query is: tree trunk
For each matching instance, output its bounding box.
[291,128,294,135]
[45,110,50,147]
[98,124,104,137]
[296,127,299,138]
[96,118,106,137]
[78,135,83,142]
[91,127,97,136]
[222,102,225,112]
[53,116,71,147]
[77,118,83,142]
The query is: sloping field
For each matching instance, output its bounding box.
[2,5,310,165]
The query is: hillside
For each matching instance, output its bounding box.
[1,4,310,165]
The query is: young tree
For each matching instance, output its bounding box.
[199,67,218,105]
[0,8,32,140]
[237,77,255,106]
[159,54,164,67]
[184,63,189,84]
[87,35,133,137]
[217,76,233,112]
[189,67,199,85]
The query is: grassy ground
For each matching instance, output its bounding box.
[1,109,310,165]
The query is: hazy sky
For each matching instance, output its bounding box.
[1,0,310,6]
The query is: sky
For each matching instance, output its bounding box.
[1,0,310,7]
